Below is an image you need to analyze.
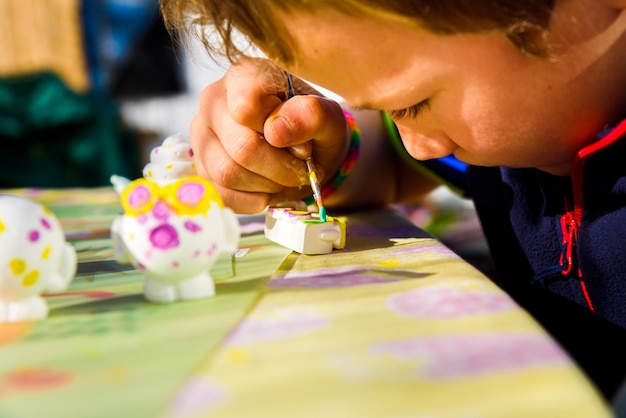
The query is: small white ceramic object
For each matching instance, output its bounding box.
[143,133,197,186]
[0,195,77,322]
[264,207,346,255]
[112,176,240,303]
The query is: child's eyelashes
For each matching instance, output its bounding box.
[388,100,429,120]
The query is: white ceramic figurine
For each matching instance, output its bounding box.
[112,134,240,303]
[111,175,240,303]
[0,194,77,323]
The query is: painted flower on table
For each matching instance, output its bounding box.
[224,305,330,346]
[370,333,569,379]
[1,367,73,394]
[387,286,516,319]
[389,243,461,260]
[268,266,400,289]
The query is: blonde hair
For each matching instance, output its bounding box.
[161,0,554,64]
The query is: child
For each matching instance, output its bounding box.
[160,0,626,401]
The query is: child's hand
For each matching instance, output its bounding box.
[190,58,348,214]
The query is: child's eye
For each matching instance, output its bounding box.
[388,100,429,120]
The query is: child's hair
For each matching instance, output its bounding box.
[161,0,555,64]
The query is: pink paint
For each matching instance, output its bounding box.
[184,220,202,233]
[390,245,460,259]
[268,267,398,288]
[129,185,151,209]
[225,314,330,346]
[268,207,316,222]
[28,230,40,242]
[370,333,568,379]
[188,148,194,158]
[177,182,205,207]
[206,242,217,256]
[40,218,51,230]
[149,224,179,250]
[169,378,226,415]
[387,287,516,319]
[152,201,171,221]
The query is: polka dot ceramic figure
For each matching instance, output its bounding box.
[111,176,240,303]
[0,195,77,323]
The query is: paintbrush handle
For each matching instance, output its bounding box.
[305,158,323,199]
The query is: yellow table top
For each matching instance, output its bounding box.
[0,188,610,418]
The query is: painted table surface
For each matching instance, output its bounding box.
[0,188,610,418]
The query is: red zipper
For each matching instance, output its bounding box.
[563,119,626,311]
[558,211,578,276]
[558,210,592,310]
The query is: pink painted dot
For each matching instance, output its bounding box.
[150,224,179,250]
[177,182,205,207]
[40,218,51,230]
[129,185,151,209]
[184,220,202,233]
[188,149,194,158]
[29,230,40,242]
[192,250,200,258]
[138,214,148,224]
[172,260,180,268]
[152,201,171,221]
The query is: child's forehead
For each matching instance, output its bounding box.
[274,0,555,59]
[282,12,477,96]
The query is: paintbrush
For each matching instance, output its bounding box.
[285,72,327,222]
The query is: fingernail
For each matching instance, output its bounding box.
[269,115,295,142]
[289,143,310,159]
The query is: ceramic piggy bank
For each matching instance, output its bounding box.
[111,176,240,303]
[0,195,77,322]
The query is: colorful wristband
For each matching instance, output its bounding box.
[304,109,361,205]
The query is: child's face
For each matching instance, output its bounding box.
[280,4,626,175]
